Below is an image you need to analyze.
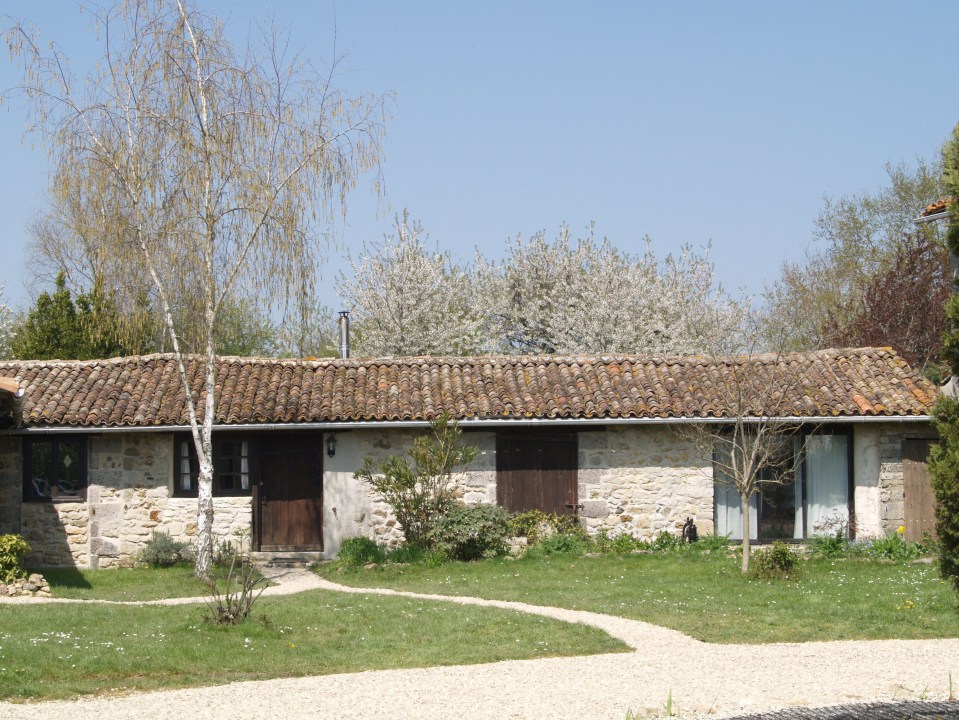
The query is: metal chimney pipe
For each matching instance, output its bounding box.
[338,311,350,359]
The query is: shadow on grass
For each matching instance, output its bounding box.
[33,567,93,590]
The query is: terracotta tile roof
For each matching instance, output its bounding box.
[0,348,935,429]
[921,197,956,217]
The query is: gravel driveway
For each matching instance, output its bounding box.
[2,567,958,720]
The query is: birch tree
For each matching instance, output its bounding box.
[6,0,387,576]
[337,211,483,356]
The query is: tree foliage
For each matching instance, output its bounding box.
[6,0,386,575]
[337,211,483,356]
[929,121,959,594]
[340,220,746,357]
[11,273,149,360]
[354,416,478,548]
[827,233,948,373]
[476,226,744,355]
[275,300,338,359]
[0,287,13,360]
[763,160,946,354]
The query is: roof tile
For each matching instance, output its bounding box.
[0,348,936,428]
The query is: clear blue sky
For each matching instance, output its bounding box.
[1,1,957,315]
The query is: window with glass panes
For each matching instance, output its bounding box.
[23,436,87,501]
[175,435,252,495]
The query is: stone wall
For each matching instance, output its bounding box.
[12,433,252,568]
[344,429,497,550]
[0,421,933,567]
[850,423,936,539]
[354,425,711,547]
[578,426,713,539]
[878,430,905,535]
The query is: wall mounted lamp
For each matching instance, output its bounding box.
[326,433,337,458]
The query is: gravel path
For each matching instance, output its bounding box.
[2,567,958,720]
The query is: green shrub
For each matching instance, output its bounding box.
[139,531,191,567]
[650,530,683,553]
[508,510,583,545]
[751,541,800,579]
[691,532,731,554]
[931,403,959,587]
[0,534,31,583]
[386,543,427,564]
[806,531,850,559]
[204,546,267,626]
[527,531,589,557]
[593,530,645,554]
[862,529,926,561]
[428,503,511,561]
[338,536,386,567]
[354,416,477,548]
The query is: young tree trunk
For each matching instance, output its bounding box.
[195,460,215,578]
[194,311,218,579]
[740,491,752,574]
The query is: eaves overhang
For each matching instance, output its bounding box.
[1,414,934,435]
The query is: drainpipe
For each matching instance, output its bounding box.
[338,311,350,360]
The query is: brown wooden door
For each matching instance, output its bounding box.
[258,434,324,551]
[902,438,937,543]
[496,431,578,515]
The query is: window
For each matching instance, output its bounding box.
[175,435,253,496]
[713,429,852,541]
[23,436,87,501]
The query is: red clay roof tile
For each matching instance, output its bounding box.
[0,347,935,428]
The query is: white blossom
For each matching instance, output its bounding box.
[337,211,484,357]
[475,225,746,356]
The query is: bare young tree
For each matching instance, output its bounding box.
[6,0,387,576]
[679,339,813,574]
[337,211,484,356]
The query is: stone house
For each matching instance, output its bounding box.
[0,347,938,568]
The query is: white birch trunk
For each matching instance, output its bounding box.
[195,447,215,578]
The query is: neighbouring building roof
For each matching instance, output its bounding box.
[921,197,956,218]
[0,347,935,430]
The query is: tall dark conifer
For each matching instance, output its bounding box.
[928,122,959,591]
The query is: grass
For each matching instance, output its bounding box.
[0,588,627,702]
[316,551,959,644]
[39,564,220,601]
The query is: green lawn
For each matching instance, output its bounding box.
[316,551,959,644]
[0,588,627,702]
[39,564,221,601]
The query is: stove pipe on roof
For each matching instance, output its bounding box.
[338,311,350,360]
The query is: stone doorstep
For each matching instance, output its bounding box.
[251,551,327,568]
